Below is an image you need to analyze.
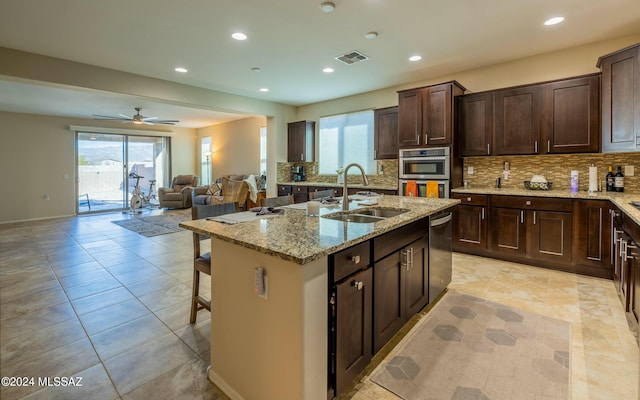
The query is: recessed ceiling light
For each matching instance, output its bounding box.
[232,32,247,40]
[174,67,188,73]
[259,88,269,92]
[409,55,422,62]
[320,2,335,12]
[251,67,261,72]
[365,32,378,39]
[323,67,334,73]
[544,16,565,26]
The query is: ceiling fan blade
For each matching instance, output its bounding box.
[117,114,133,119]
[142,116,159,121]
[143,121,155,125]
[154,120,180,124]
[93,114,129,120]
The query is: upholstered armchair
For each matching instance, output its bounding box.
[158,175,198,208]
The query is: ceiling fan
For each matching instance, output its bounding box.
[93,107,179,125]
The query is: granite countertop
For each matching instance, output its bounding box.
[277,181,398,191]
[180,195,459,265]
[451,187,640,226]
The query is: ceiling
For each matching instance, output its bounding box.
[1,0,639,128]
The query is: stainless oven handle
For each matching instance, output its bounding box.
[399,156,448,161]
[431,213,452,227]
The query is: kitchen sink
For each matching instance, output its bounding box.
[354,208,410,218]
[321,207,410,223]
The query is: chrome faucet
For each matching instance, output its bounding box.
[342,163,369,210]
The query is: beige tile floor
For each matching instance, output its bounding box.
[0,211,638,400]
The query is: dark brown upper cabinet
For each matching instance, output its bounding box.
[457,92,494,156]
[374,106,398,159]
[597,43,640,153]
[494,84,542,155]
[457,74,601,156]
[542,74,600,154]
[398,81,465,148]
[287,120,315,162]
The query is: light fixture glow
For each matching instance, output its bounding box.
[409,55,422,62]
[320,2,335,12]
[259,88,269,92]
[232,32,247,40]
[365,32,378,39]
[174,67,188,73]
[544,16,564,26]
[323,67,334,73]
[133,120,143,125]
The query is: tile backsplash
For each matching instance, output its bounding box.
[463,152,640,193]
[277,160,399,188]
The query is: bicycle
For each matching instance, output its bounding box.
[128,172,157,210]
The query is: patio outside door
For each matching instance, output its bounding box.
[76,132,170,214]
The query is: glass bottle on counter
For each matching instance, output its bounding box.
[606,166,615,192]
[615,166,624,192]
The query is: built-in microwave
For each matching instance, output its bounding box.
[399,147,450,180]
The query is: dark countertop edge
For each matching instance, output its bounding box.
[181,200,459,265]
[277,181,398,191]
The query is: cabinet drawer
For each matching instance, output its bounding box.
[452,193,488,206]
[292,186,308,194]
[491,195,572,212]
[332,241,371,283]
[373,218,428,261]
[277,185,292,195]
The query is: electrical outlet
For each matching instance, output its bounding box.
[625,165,634,176]
[467,166,474,175]
[44,194,50,200]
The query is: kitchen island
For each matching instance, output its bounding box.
[179,195,458,400]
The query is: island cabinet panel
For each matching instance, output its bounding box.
[374,106,399,159]
[574,200,612,277]
[373,236,429,354]
[452,194,488,252]
[287,120,315,162]
[598,43,640,152]
[494,85,542,155]
[457,92,494,156]
[542,74,600,154]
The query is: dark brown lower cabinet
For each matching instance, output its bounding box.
[528,210,573,264]
[452,194,488,253]
[490,207,526,256]
[373,237,428,354]
[574,200,612,277]
[333,267,372,396]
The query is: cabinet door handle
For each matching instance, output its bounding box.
[481,207,485,220]
[467,197,471,202]
[526,200,531,206]
[520,210,524,224]
[352,280,364,290]
[300,153,303,161]
[351,255,361,264]
[417,134,421,145]
[534,140,538,153]
[620,238,626,257]
[533,211,536,225]
[409,247,414,270]
[487,143,490,155]
[425,133,428,144]
[401,249,409,270]
[547,140,551,153]
[374,150,376,159]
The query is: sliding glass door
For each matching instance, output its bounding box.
[76,132,170,214]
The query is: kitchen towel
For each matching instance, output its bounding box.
[405,180,418,197]
[589,165,598,192]
[426,181,439,198]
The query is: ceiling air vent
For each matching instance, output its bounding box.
[335,50,369,65]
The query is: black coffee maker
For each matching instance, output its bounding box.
[291,166,306,182]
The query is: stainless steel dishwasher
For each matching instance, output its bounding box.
[429,210,453,303]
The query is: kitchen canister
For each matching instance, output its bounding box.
[570,170,579,193]
[588,164,598,193]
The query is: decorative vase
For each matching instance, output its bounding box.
[337,175,344,184]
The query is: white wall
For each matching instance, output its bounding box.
[0,111,196,223]
[197,116,267,181]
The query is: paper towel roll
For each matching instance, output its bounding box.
[589,165,598,192]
